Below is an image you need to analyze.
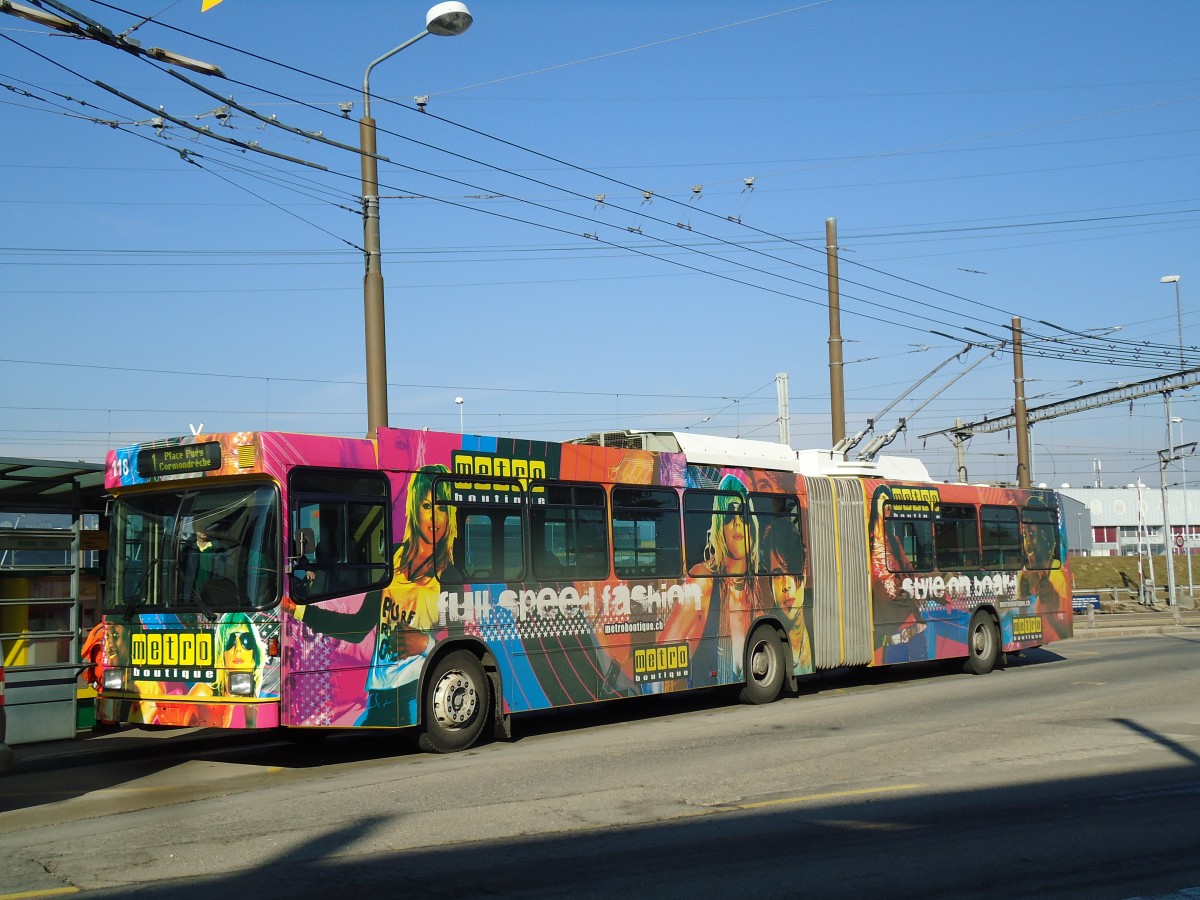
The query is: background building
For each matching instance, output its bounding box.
[1058,486,1198,558]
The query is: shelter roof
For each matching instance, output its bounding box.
[0,457,107,512]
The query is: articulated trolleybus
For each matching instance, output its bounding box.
[98,427,1072,753]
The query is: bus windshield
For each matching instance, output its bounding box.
[107,484,280,616]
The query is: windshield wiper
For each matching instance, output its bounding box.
[122,594,143,623]
[190,587,218,623]
[122,557,159,622]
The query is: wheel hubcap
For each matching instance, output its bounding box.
[432,670,478,729]
[751,640,775,683]
[973,623,990,655]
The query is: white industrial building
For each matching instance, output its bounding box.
[1056,486,1199,558]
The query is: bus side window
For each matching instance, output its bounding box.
[434,478,525,584]
[1021,504,1060,570]
[885,518,934,572]
[288,468,391,602]
[530,482,609,581]
[935,503,980,570]
[981,506,1021,569]
[683,489,747,576]
[612,487,681,579]
[752,493,803,577]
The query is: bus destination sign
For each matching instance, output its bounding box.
[137,442,222,478]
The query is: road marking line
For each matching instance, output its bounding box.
[732,783,925,810]
[0,888,80,899]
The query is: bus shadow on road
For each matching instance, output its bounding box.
[51,725,1200,900]
[795,644,1067,692]
[511,645,1072,743]
[0,646,1075,815]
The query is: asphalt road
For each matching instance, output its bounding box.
[2,633,1199,899]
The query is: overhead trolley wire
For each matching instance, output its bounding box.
[16,4,1196,372]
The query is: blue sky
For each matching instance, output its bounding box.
[2,0,1198,489]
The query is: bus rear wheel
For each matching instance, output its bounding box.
[963,609,1000,675]
[418,650,490,754]
[739,625,785,705]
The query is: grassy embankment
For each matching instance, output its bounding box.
[1070,554,1198,605]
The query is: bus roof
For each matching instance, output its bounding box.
[107,427,936,488]
[569,430,933,482]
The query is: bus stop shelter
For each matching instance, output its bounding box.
[0,458,106,744]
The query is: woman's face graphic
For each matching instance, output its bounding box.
[223,627,256,672]
[416,492,448,545]
[769,550,802,618]
[1022,521,1049,567]
[722,507,747,562]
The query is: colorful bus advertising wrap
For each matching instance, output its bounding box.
[285,432,815,729]
[867,480,1072,665]
[94,613,281,728]
[100,428,1071,742]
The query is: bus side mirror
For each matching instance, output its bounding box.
[295,527,315,558]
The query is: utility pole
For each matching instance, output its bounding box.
[826,218,846,448]
[1173,415,1195,600]
[954,419,968,483]
[1160,394,1178,609]
[1011,317,1032,488]
[776,372,791,446]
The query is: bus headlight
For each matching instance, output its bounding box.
[228,672,255,697]
[102,668,124,691]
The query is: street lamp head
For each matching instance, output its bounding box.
[455,396,464,405]
[427,2,473,36]
[1162,275,1181,284]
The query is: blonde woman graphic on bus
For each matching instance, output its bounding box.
[660,473,759,685]
[187,613,270,727]
[294,465,457,726]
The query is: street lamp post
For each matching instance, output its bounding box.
[1162,274,1183,370]
[1076,511,1084,558]
[455,396,464,434]
[361,2,473,439]
[1163,275,1190,599]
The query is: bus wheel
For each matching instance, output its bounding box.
[418,650,490,754]
[740,625,785,705]
[963,610,999,675]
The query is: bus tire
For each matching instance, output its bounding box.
[963,609,999,675]
[739,625,785,705]
[418,650,490,754]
